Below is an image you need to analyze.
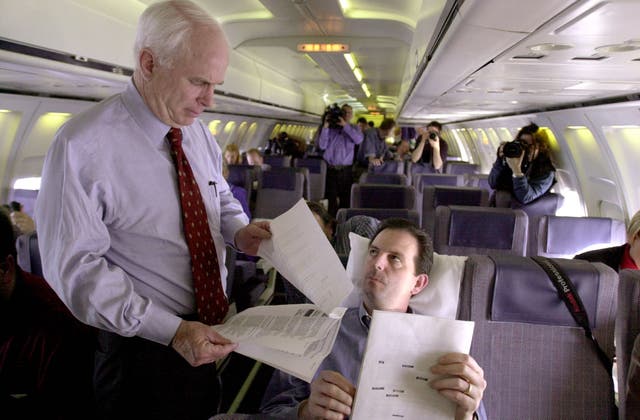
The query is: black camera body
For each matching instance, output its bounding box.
[503,140,526,158]
[324,103,345,129]
[428,132,437,140]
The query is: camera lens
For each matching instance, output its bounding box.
[428,132,437,140]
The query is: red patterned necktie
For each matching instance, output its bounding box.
[167,127,228,325]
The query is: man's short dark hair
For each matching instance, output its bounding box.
[357,117,367,124]
[0,208,17,260]
[306,201,334,228]
[368,121,374,127]
[369,218,433,276]
[427,121,442,131]
[379,118,396,131]
[246,148,262,157]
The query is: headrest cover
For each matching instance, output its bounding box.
[546,216,612,254]
[491,255,599,328]
[261,172,298,190]
[433,188,483,208]
[448,208,514,249]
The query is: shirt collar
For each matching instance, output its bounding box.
[358,302,414,331]
[121,79,172,144]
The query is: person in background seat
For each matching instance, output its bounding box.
[0,208,96,418]
[8,201,35,236]
[574,209,640,271]
[223,143,242,165]
[488,123,556,205]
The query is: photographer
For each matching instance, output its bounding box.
[488,123,556,205]
[318,103,364,216]
[411,120,448,173]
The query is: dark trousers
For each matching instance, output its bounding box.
[94,331,220,420]
[325,165,353,217]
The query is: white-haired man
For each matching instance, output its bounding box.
[35,1,270,418]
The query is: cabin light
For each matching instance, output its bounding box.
[0,109,11,113]
[344,53,357,70]
[361,83,371,98]
[353,67,363,82]
[510,100,519,104]
[528,43,573,52]
[595,43,640,53]
[297,43,349,53]
[567,126,587,130]
[45,112,71,117]
[13,177,41,191]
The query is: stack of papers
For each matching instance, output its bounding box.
[214,199,353,382]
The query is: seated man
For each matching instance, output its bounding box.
[0,209,96,416]
[261,218,486,419]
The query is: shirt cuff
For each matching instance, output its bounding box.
[136,304,183,345]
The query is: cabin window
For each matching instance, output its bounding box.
[563,126,619,218]
[208,120,222,136]
[602,125,640,219]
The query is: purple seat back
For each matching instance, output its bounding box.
[370,161,404,174]
[359,172,408,185]
[350,184,415,209]
[458,255,617,419]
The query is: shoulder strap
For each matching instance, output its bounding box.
[531,256,612,375]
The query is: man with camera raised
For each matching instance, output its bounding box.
[319,103,364,216]
[411,120,448,173]
[488,123,556,205]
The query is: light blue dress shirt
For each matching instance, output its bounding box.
[35,80,249,345]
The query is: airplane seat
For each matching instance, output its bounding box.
[16,231,43,277]
[350,184,415,210]
[409,162,436,180]
[445,162,479,175]
[226,164,258,197]
[224,245,237,299]
[494,190,564,255]
[262,155,292,168]
[369,161,404,174]
[253,171,304,219]
[358,172,408,185]
[464,173,492,193]
[433,206,528,256]
[335,208,420,226]
[459,255,618,419]
[413,174,465,216]
[421,186,489,238]
[293,157,327,201]
[533,215,627,258]
[615,269,640,420]
[267,166,310,200]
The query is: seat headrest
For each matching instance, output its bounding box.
[433,187,484,208]
[545,216,619,254]
[490,255,599,328]
[448,207,515,249]
[261,172,299,190]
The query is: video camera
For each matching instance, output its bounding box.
[323,103,345,129]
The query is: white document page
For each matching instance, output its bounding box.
[214,304,345,382]
[351,311,475,420]
[258,199,353,314]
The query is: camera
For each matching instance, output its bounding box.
[428,132,437,140]
[503,140,526,158]
[323,103,345,129]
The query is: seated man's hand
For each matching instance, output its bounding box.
[299,370,355,420]
[171,320,237,367]
[430,353,486,420]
